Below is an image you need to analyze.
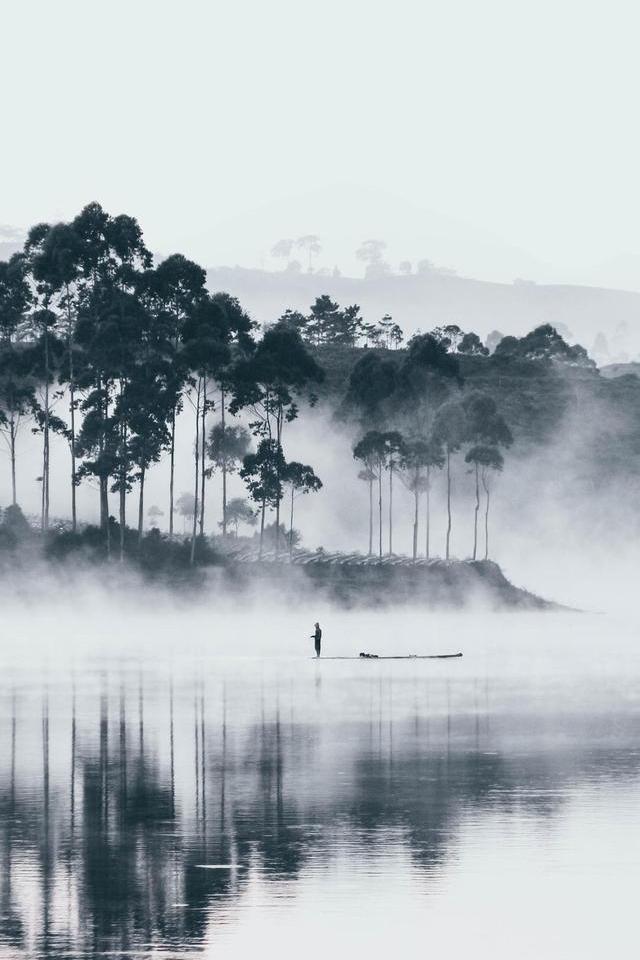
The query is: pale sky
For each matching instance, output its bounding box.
[3,0,640,286]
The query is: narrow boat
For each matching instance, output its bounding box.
[314,652,463,660]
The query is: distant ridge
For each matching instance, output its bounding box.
[207,265,640,356]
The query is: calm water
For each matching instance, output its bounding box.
[0,606,639,959]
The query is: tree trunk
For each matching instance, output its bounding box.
[10,415,16,506]
[42,325,51,532]
[137,467,145,546]
[190,379,201,567]
[221,388,228,537]
[259,497,266,559]
[445,447,452,561]
[69,383,77,533]
[378,463,383,559]
[412,486,419,561]
[472,461,479,561]
[169,408,176,540]
[388,461,393,556]
[275,410,283,557]
[483,470,490,560]
[199,380,206,537]
[368,477,373,555]
[289,486,295,558]
[425,466,431,560]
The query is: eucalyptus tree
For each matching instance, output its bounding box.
[206,422,250,534]
[464,446,505,560]
[230,321,323,554]
[181,294,230,562]
[222,497,256,537]
[382,430,405,555]
[463,393,512,560]
[149,254,207,538]
[433,400,467,560]
[296,235,321,273]
[24,221,84,529]
[283,461,322,556]
[398,436,444,561]
[73,203,152,554]
[0,254,33,504]
[352,430,388,558]
[240,438,287,557]
[207,291,254,537]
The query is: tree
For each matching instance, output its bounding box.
[465,445,504,560]
[181,294,230,561]
[382,430,404,555]
[176,491,196,534]
[240,438,286,556]
[399,436,444,560]
[222,497,256,537]
[356,240,389,278]
[271,239,295,265]
[148,504,164,528]
[397,333,462,429]
[493,324,595,368]
[463,393,512,560]
[399,261,412,276]
[345,352,398,421]
[149,253,207,540]
[433,401,467,560]
[207,422,251,534]
[0,253,33,505]
[230,322,323,554]
[296,235,321,273]
[458,332,489,356]
[353,431,388,557]
[283,461,322,556]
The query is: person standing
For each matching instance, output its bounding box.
[312,622,322,658]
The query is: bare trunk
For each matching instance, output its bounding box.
[190,379,201,567]
[69,384,77,532]
[425,465,431,560]
[169,409,176,540]
[472,461,479,561]
[289,486,295,558]
[445,447,452,561]
[275,410,283,557]
[137,467,145,546]
[378,463,383,559]
[368,477,373,554]
[412,486,419,561]
[483,470,490,560]
[42,326,51,532]
[388,461,393,555]
[259,497,266,559]
[199,380,206,537]
[221,388,228,537]
[10,416,16,506]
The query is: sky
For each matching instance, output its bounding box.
[2,0,640,287]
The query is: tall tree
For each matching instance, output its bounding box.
[282,461,322,557]
[181,295,230,561]
[230,322,323,555]
[353,431,388,558]
[206,422,250,534]
[0,254,33,505]
[149,254,207,539]
[399,436,443,560]
[463,393,512,559]
[240,438,286,557]
[382,430,404,555]
[433,401,467,560]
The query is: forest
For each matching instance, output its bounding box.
[0,203,620,574]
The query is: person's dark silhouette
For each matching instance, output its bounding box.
[312,622,322,658]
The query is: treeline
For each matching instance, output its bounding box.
[344,322,595,561]
[0,204,324,562]
[1,204,598,566]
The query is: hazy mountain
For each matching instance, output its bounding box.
[207,265,640,359]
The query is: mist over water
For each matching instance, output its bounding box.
[1,600,639,959]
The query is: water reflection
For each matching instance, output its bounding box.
[1,662,639,958]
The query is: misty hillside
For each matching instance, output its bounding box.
[207,266,640,361]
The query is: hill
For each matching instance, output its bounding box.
[207,266,640,362]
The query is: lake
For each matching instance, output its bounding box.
[0,604,638,959]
